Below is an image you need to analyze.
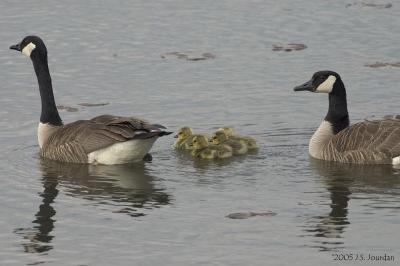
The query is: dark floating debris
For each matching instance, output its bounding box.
[297,202,313,206]
[142,153,153,162]
[161,52,187,60]
[57,105,79,112]
[365,62,400,68]
[345,2,392,8]
[78,102,110,107]
[226,211,277,219]
[161,52,216,61]
[272,43,307,52]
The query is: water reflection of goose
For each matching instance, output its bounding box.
[311,159,400,191]
[303,159,400,251]
[14,159,171,254]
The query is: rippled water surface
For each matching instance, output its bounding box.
[1,1,400,265]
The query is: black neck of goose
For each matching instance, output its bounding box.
[31,53,62,126]
[325,79,349,134]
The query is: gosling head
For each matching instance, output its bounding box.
[211,131,229,145]
[192,135,209,150]
[174,127,194,141]
[294,71,343,94]
[10,36,47,60]
[217,127,235,137]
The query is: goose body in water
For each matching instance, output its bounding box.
[294,70,400,165]
[10,36,171,164]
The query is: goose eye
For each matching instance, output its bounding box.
[316,75,327,84]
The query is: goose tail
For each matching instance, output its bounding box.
[133,124,173,139]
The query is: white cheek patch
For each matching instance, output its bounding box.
[316,75,336,93]
[22,42,36,57]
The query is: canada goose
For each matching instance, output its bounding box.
[294,70,400,164]
[211,131,248,155]
[191,135,233,159]
[217,127,259,150]
[10,36,171,164]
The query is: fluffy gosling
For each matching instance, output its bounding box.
[217,127,259,150]
[212,131,248,155]
[191,135,233,159]
[174,127,198,150]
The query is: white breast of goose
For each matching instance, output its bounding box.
[392,156,400,165]
[38,122,61,149]
[309,120,334,160]
[88,137,158,165]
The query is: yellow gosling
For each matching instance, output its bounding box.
[217,127,236,137]
[212,131,248,155]
[217,127,259,150]
[183,133,210,150]
[191,135,233,159]
[174,127,195,150]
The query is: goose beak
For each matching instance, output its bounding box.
[10,43,21,51]
[294,79,314,92]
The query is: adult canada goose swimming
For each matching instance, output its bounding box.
[10,36,171,164]
[294,70,400,165]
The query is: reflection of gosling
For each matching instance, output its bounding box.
[174,127,197,150]
[191,135,233,159]
[212,131,248,155]
[217,127,259,150]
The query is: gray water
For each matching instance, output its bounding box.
[1,0,400,265]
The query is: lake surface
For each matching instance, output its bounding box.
[1,0,399,265]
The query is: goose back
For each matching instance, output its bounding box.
[322,118,400,164]
[41,115,170,163]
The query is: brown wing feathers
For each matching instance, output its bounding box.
[41,115,172,162]
[326,118,400,164]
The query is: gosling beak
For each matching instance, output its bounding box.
[294,79,314,92]
[173,134,178,138]
[10,43,21,52]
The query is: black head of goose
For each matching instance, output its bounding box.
[10,36,172,165]
[294,70,400,165]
